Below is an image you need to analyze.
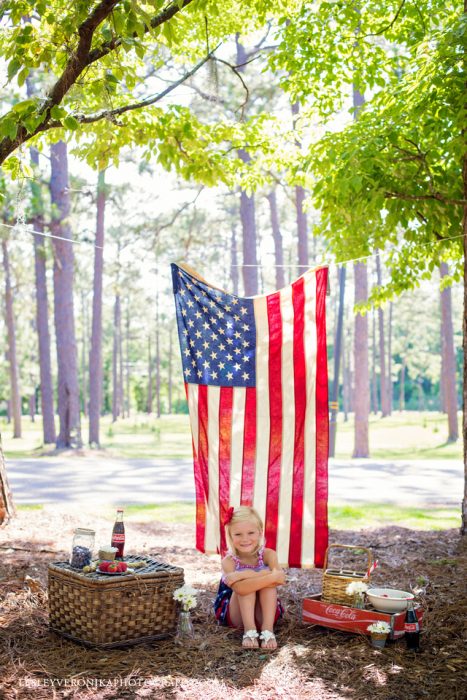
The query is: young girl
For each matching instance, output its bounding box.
[213,506,285,650]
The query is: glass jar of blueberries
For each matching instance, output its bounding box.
[70,528,95,568]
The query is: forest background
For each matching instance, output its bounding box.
[0,0,464,525]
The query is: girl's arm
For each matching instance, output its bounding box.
[224,568,272,586]
[263,548,283,572]
[231,569,285,596]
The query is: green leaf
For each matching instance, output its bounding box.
[63,115,80,130]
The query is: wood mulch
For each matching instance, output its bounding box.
[0,506,465,700]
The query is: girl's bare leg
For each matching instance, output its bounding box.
[228,592,259,647]
[258,588,278,649]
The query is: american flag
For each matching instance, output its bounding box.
[172,263,329,568]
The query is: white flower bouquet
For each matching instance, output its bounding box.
[346,581,368,595]
[173,585,198,612]
[367,621,391,635]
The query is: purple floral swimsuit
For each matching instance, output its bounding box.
[213,546,284,627]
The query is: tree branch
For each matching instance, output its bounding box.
[0,0,195,165]
[384,191,466,206]
[75,47,220,125]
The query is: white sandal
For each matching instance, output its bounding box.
[259,630,277,650]
[242,629,259,648]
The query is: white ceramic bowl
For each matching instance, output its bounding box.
[366,588,414,613]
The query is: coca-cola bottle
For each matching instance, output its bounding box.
[111,509,125,559]
[404,601,420,651]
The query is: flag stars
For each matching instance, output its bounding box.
[184,348,190,357]
[188,320,194,328]
[240,307,248,315]
[195,330,202,339]
[242,324,249,331]
[226,371,233,380]
[192,359,196,367]
[184,368,191,376]
[219,362,225,370]
[195,311,202,319]
[203,341,209,350]
[226,353,233,361]
[181,309,187,317]
[196,350,202,358]
[226,338,234,345]
[234,314,240,322]
[187,300,194,308]
[210,351,218,360]
[197,370,202,378]
[243,355,249,362]
[212,371,218,379]
[218,328,225,335]
[219,343,226,351]
[234,348,241,355]
[203,322,210,330]
[210,317,217,324]
[224,305,231,312]
[203,360,210,369]
[243,340,249,347]
[189,339,195,347]
[242,372,249,380]
[211,332,218,340]
[234,331,241,339]
[226,321,233,329]
[232,299,238,305]
[234,363,241,371]
[180,289,186,296]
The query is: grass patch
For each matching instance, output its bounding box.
[2,411,462,460]
[124,502,196,524]
[329,504,461,530]
[119,502,461,530]
[16,504,44,511]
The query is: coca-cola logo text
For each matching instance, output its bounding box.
[325,605,357,620]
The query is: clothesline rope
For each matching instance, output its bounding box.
[0,221,465,269]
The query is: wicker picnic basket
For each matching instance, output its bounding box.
[48,555,184,648]
[321,544,373,606]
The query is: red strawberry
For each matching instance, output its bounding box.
[99,561,110,572]
[107,562,119,573]
[117,562,127,572]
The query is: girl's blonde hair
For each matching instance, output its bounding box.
[225,506,264,555]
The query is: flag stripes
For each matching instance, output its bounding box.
[175,264,328,569]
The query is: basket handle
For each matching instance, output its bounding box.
[323,544,373,572]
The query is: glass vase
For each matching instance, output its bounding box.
[371,633,388,649]
[175,610,196,645]
[353,593,365,609]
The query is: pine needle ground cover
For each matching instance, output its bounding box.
[0,506,465,700]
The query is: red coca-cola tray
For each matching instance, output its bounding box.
[303,594,423,639]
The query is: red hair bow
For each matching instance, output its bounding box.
[223,506,234,526]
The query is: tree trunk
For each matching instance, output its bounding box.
[112,293,121,422]
[236,38,258,297]
[342,327,349,422]
[0,435,15,525]
[371,308,378,414]
[50,141,82,448]
[147,335,153,414]
[329,266,345,457]
[2,240,22,438]
[461,131,467,535]
[399,357,406,411]
[230,224,239,295]
[266,190,286,290]
[291,101,309,273]
[30,146,56,444]
[118,298,124,419]
[352,261,369,457]
[387,301,393,415]
[440,263,459,442]
[376,253,389,416]
[29,393,35,422]
[238,149,258,296]
[88,170,106,446]
[81,292,88,418]
[168,327,173,414]
[156,328,161,418]
[125,301,131,418]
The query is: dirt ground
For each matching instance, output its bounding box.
[0,506,466,700]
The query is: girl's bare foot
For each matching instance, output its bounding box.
[260,630,277,650]
[242,629,259,648]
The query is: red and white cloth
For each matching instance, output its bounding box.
[172,263,329,568]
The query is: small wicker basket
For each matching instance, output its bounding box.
[321,544,373,606]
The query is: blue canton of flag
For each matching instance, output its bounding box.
[172,264,256,387]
